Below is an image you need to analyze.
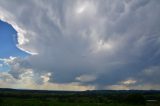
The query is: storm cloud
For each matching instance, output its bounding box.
[0,0,160,90]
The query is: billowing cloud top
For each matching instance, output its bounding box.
[0,0,160,90]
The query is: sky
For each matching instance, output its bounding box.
[0,0,160,91]
[0,20,28,58]
[0,20,28,72]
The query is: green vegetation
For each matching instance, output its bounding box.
[0,89,160,106]
[0,98,159,106]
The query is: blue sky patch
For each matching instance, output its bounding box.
[0,20,28,58]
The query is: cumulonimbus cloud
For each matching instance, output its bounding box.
[0,0,160,90]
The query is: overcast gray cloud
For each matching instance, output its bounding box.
[0,0,160,90]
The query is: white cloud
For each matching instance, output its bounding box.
[106,84,160,90]
[0,71,95,91]
[75,1,96,15]
[106,84,130,90]
[0,56,16,65]
[121,79,137,85]
[76,74,97,82]
[40,73,51,83]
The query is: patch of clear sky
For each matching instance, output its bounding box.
[0,20,29,71]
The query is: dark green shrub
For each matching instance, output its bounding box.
[125,94,146,105]
[0,98,3,105]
